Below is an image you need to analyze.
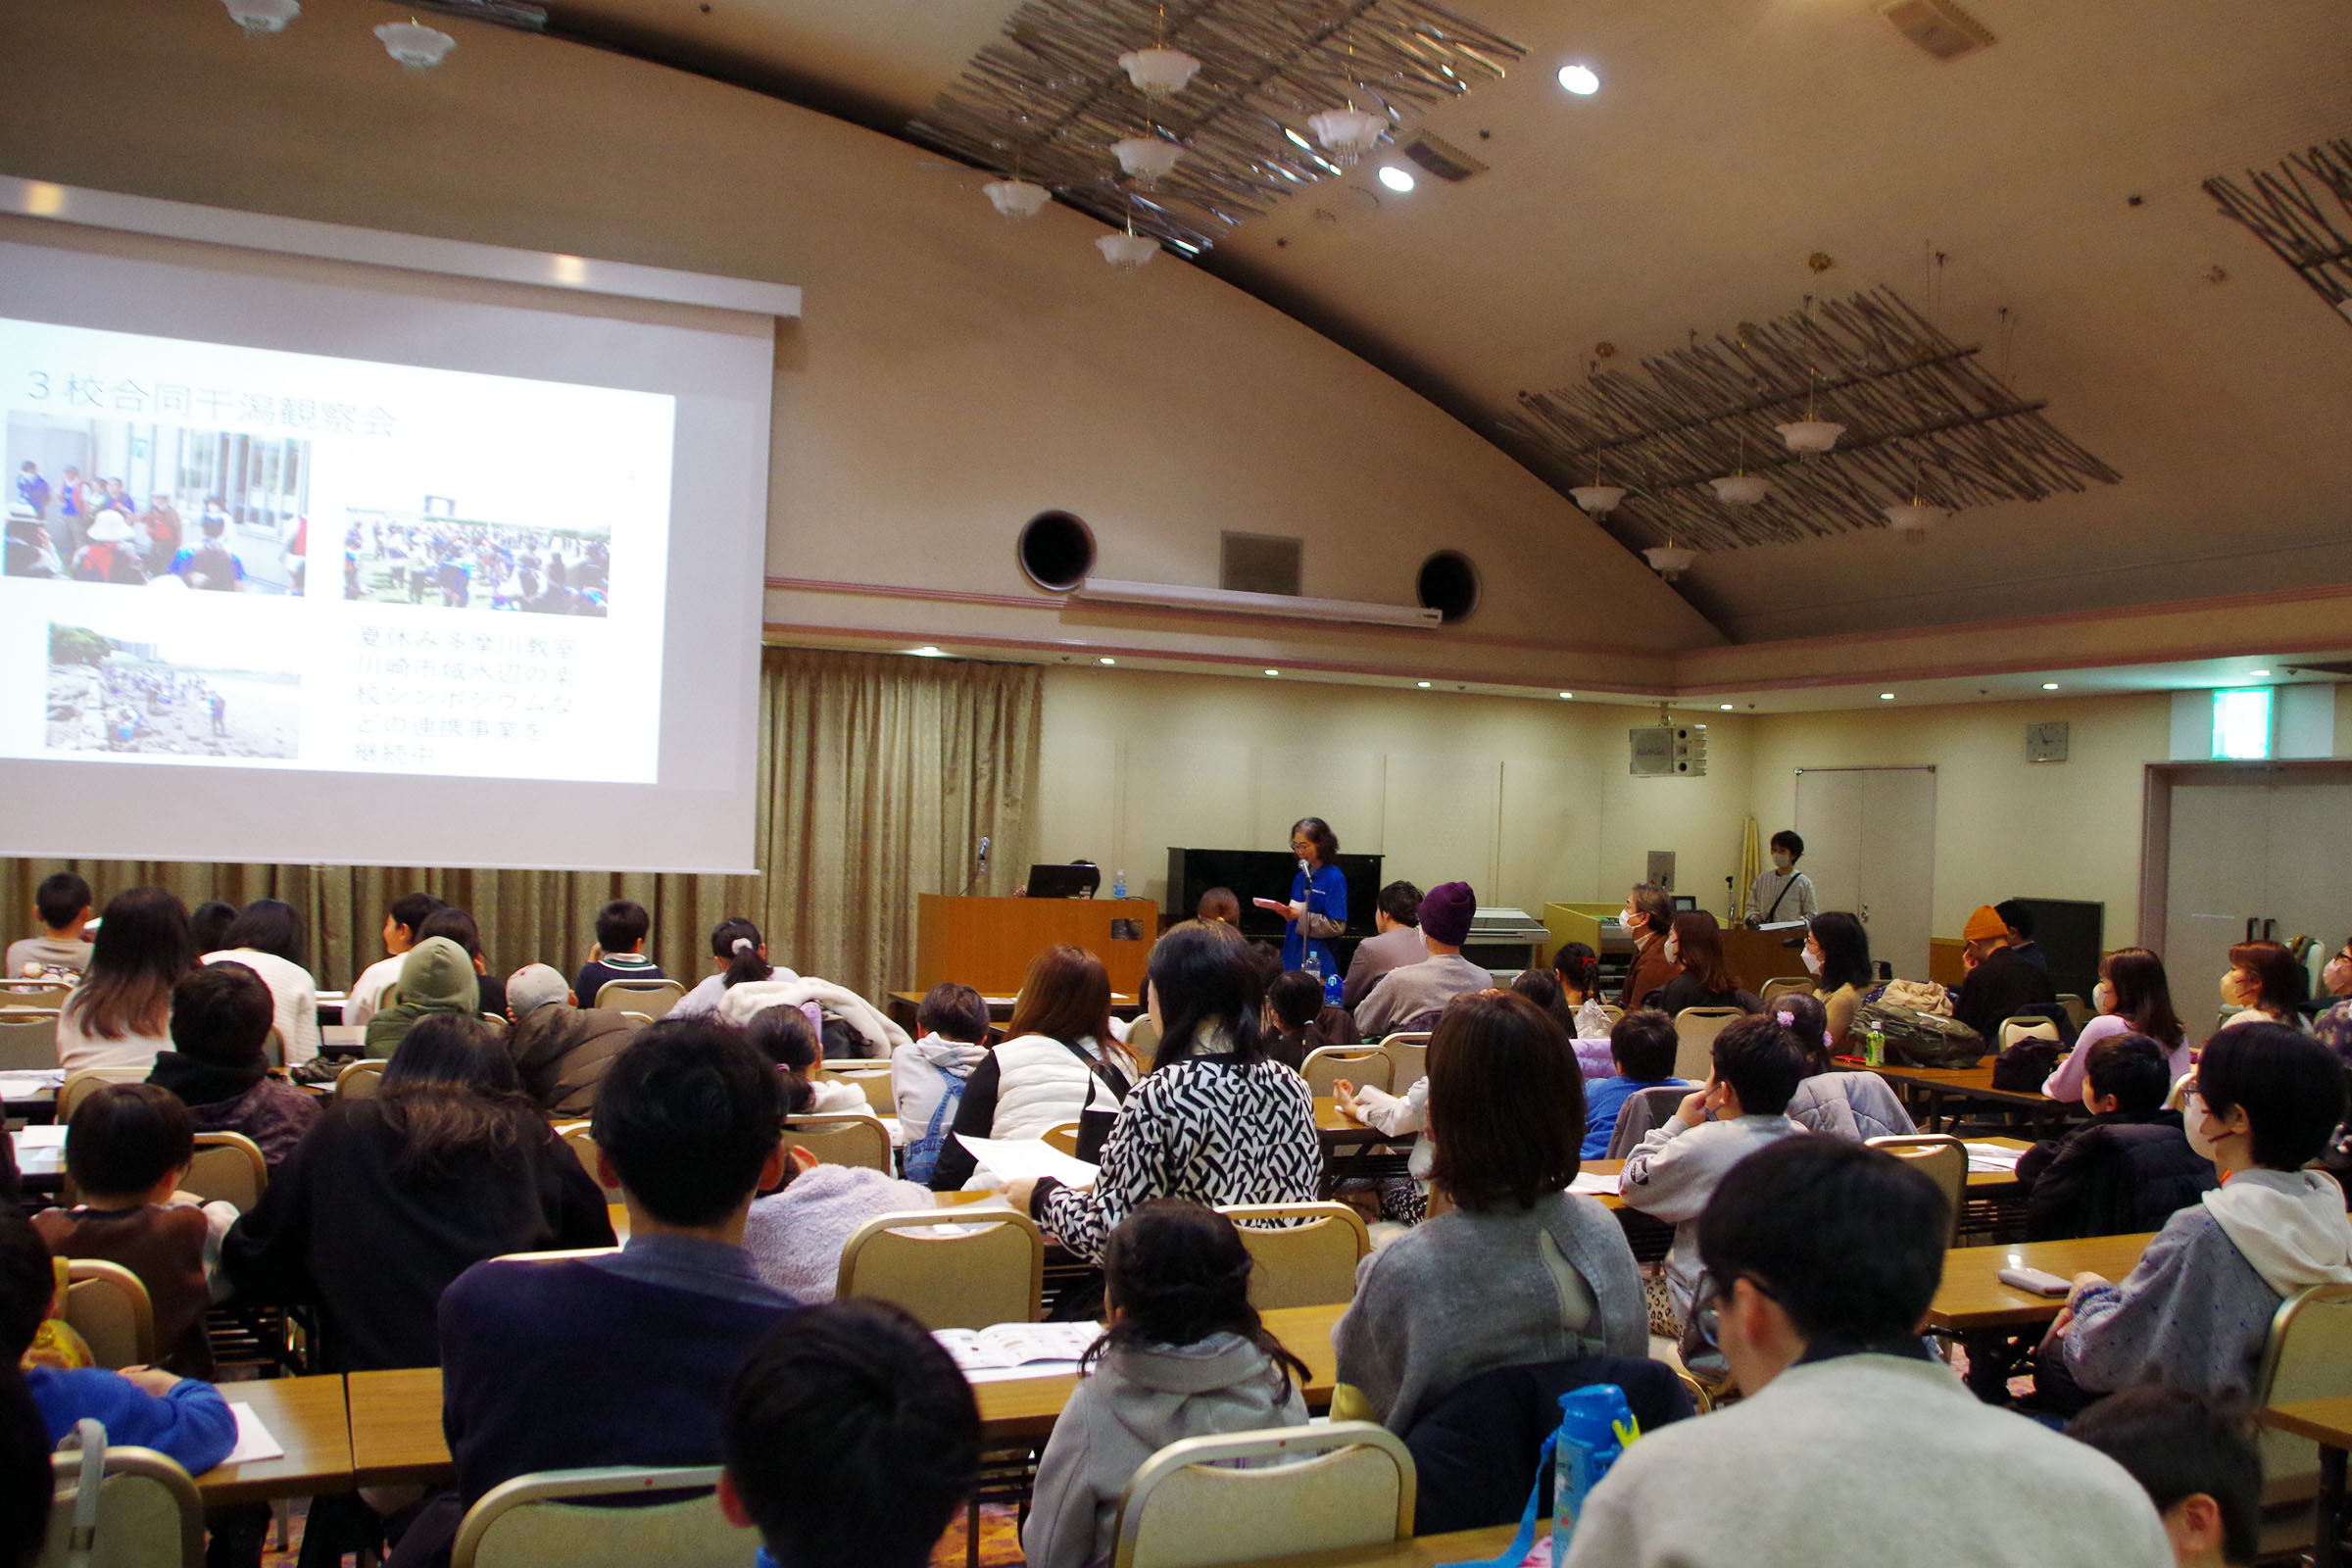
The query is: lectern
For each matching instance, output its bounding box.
[913,895,1159,997]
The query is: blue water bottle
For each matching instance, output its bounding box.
[1551,1384,1637,1557]
[1111,868,1127,900]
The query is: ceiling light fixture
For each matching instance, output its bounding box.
[1719,704,1735,710]
[1416,680,1433,688]
[909,646,947,658]
[1112,136,1183,183]
[1557,63,1599,94]
[1776,368,1844,453]
[1120,45,1201,96]
[1377,165,1415,193]
[221,0,300,33]
[1558,691,1574,700]
[983,179,1051,220]
[1879,692,1895,701]
[1099,657,1116,665]
[1264,668,1280,676]
[2250,668,2272,678]
[374,18,456,67]
[1709,428,1771,505]
[1643,542,1698,580]
[1308,106,1388,162]
[1096,221,1159,269]
[2042,682,2059,690]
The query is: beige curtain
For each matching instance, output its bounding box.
[2,648,1041,1004]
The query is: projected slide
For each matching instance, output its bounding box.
[0,318,674,784]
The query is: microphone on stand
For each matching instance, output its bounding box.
[961,834,993,897]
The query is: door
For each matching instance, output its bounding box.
[2165,776,2352,1043]
[1795,766,1937,982]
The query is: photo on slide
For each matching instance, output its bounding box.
[342,507,611,617]
[7,413,309,594]
[44,621,301,760]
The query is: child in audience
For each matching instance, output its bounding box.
[7,870,91,981]
[1195,887,1242,925]
[2070,1387,2260,1568]
[187,900,240,959]
[363,936,481,1058]
[1550,942,1614,1078]
[35,1083,237,1376]
[718,1300,979,1568]
[201,897,322,1066]
[343,891,448,1027]
[2017,1033,2214,1240]
[56,886,194,1079]
[749,1004,864,1112]
[1582,1008,1689,1158]
[2,1206,235,1474]
[573,900,662,1005]
[1264,968,1359,1070]
[743,1074,932,1302]
[893,982,990,1184]
[1023,1201,1311,1568]
[415,906,507,1020]
[672,917,798,1019]
[148,962,322,1170]
[1619,1013,1809,1327]
[2045,1021,2352,1408]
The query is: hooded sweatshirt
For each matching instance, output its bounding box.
[739,1163,933,1302]
[364,936,481,1058]
[1022,1333,1308,1568]
[893,1032,991,1183]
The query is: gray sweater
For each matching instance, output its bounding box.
[1620,1112,1801,1320]
[1353,954,1495,1038]
[1333,1189,1646,1434]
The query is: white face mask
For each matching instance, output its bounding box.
[1801,947,1823,976]
[2183,1088,2223,1167]
[1664,937,1681,963]
[2092,980,2116,1015]
[1770,852,1792,870]
[2220,971,2249,1008]
[1621,908,1641,932]
[2328,955,2352,997]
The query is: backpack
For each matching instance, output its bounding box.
[1991,1035,2065,1092]
[1853,1001,1986,1068]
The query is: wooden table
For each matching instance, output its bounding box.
[1316,1097,1416,1196]
[193,1375,355,1505]
[346,1367,456,1489]
[2262,1395,2352,1568]
[1242,1523,1522,1568]
[1927,1231,2154,1401]
[1869,1062,2079,1137]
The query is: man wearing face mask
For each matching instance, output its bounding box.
[1617,884,1683,1013]
[1952,904,2056,1044]
[1743,831,1816,928]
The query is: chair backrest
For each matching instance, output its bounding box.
[779,1112,893,1173]
[2,981,73,1010]
[837,1208,1044,1330]
[1378,1034,1429,1087]
[1998,1016,2063,1051]
[335,1057,388,1101]
[0,1008,59,1071]
[819,1063,896,1115]
[1110,1421,1415,1568]
[1602,1085,1693,1159]
[1757,977,1814,1004]
[2055,993,2091,1033]
[591,978,686,1017]
[1218,1202,1370,1309]
[60,1072,134,1121]
[182,1132,268,1211]
[1040,1119,1083,1157]
[1670,1008,1744,1082]
[65,1259,157,1369]
[1299,1045,1391,1099]
[450,1465,735,1568]
[41,1442,206,1568]
[553,1121,624,1200]
[1598,1004,1625,1028]
[478,1012,509,1036]
[2253,1285,2352,1505]
[1864,1135,1967,1246]
[263,1025,285,1069]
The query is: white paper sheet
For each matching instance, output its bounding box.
[954,1134,1099,1188]
[10,1124,67,1177]
[935,1321,1103,1379]
[1963,1142,2026,1173]
[0,1069,64,1099]
[220,1402,286,1465]
[1568,1170,1621,1196]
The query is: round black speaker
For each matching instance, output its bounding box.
[1415,550,1480,623]
[1016,511,1096,593]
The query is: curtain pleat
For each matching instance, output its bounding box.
[2,648,1042,1004]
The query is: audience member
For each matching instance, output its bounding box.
[2069,1387,2260,1568]
[1264,968,1359,1070]
[671,916,797,1019]
[1559,1138,2172,1566]
[502,962,635,1117]
[2218,939,2302,1029]
[1995,898,2050,969]
[2018,1034,2213,1241]
[223,1014,613,1370]
[201,897,321,1066]
[343,891,448,1027]
[1340,880,1425,1009]
[1015,921,1319,1266]
[187,899,239,959]
[893,982,990,1184]
[744,1073,933,1301]
[717,1299,980,1568]
[415,906,507,1020]
[1781,991,1916,1142]
[931,945,1133,1192]
[56,886,192,1078]
[7,870,91,980]
[1337,992,1644,1433]
[1742,829,1816,926]
[1953,903,2058,1043]
[393,1020,796,1568]
[2313,934,2352,1065]
[1803,911,1875,1050]
[1354,881,1493,1037]
[1619,1013,1809,1325]
[1647,911,1761,1015]
[2045,1022,2352,1407]
[1025,1201,1312,1568]
[747,1004,865,1112]
[1194,887,1242,925]
[1551,941,1611,1035]
[148,961,322,1170]
[1508,968,1576,1037]
[573,899,662,1006]
[364,936,481,1059]
[1615,884,1680,1012]
[1582,1008,1688,1158]
[2043,947,2190,1103]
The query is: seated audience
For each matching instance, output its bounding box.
[223,1014,613,1370]
[1647,911,1761,1016]
[2018,1033,2214,1241]
[7,870,91,981]
[1264,968,1359,1070]
[1953,903,2058,1042]
[1551,940,1612,1045]
[1340,880,1425,1010]
[414,906,506,1020]
[1509,967,1578,1038]
[56,886,192,1079]
[743,1082,932,1302]
[2070,1387,2260,1568]
[1014,921,1319,1265]
[1615,884,1680,1012]
[35,1082,235,1377]
[572,898,663,1006]
[749,1004,865,1112]
[1619,1013,1809,1325]
[1995,898,2050,969]
[1025,1201,1312,1568]
[1582,1008,1689,1159]
[201,897,320,1066]
[2046,1022,2352,1406]
[502,962,636,1117]
[148,961,322,1170]
[2045,948,2190,1103]
[1195,886,1242,925]
[1337,991,1645,1434]
[931,945,1133,1192]
[2,1207,235,1476]
[2218,939,2302,1029]
[1559,1138,2172,1566]
[671,916,797,1019]
[717,1299,980,1568]
[363,935,481,1059]
[392,1020,796,1568]
[1781,992,1916,1142]
[1354,881,1493,1037]
[2313,934,2352,1065]
[343,891,447,1027]
[187,900,239,958]
[1802,911,1875,1051]
[893,981,990,1184]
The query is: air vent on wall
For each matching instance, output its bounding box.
[1400,132,1491,184]
[1880,0,1993,61]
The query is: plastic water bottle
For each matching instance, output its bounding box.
[1111,868,1127,899]
[1864,1018,1886,1067]
[1551,1384,1637,1557]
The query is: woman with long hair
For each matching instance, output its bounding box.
[57,887,193,1077]
[220,1013,612,1370]
[1804,911,1875,1051]
[928,944,1134,1191]
[1649,910,1761,1016]
[2042,947,2191,1102]
[2220,940,2303,1031]
[200,897,321,1067]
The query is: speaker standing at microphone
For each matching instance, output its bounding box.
[1253,816,1348,1000]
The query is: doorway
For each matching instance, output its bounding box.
[1793,766,1937,982]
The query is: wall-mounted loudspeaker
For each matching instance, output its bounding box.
[1017,511,1096,592]
[1415,550,1480,623]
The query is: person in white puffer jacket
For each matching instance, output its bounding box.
[892,983,994,1185]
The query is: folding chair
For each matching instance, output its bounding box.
[1110,1421,1415,1568]
[2250,1284,2352,1556]
[779,1112,893,1172]
[0,1007,60,1071]
[182,1132,268,1211]
[1670,1008,1744,1083]
[450,1466,736,1568]
[1865,1134,1968,1246]
[39,1432,206,1568]
[592,978,685,1018]
[64,1259,156,1369]
[1299,1045,1391,1099]
[837,1208,1044,1330]
[1218,1202,1370,1309]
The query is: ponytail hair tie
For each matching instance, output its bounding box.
[1775,1009,1795,1028]
[731,937,755,955]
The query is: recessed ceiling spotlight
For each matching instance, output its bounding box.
[1416,680,1433,689]
[1720,704,1734,710]
[1879,692,1895,701]
[2250,668,2272,677]
[1558,691,1574,700]
[2041,682,2059,690]
[1099,657,1116,665]
[1264,668,1280,676]
[1557,63,1600,95]
[1377,165,1415,193]
[908,646,947,658]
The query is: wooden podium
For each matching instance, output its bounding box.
[914,895,1159,998]
[1722,926,1811,993]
